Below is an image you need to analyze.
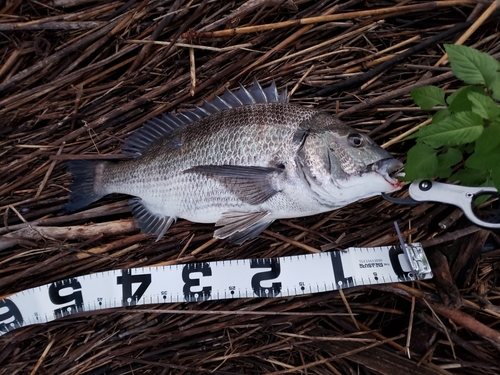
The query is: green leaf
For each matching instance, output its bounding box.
[490,79,500,101]
[418,111,483,147]
[491,166,500,192]
[404,143,438,180]
[432,108,451,123]
[463,142,475,154]
[411,86,446,110]
[450,168,488,186]
[468,91,500,120]
[439,148,463,167]
[404,109,451,141]
[435,148,463,178]
[445,44,500,88]
[465,146,500,171]
[435,166,452,179]
[446,85,484,113]
[473,176,496,204]
[475,121,500,155]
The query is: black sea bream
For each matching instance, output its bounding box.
[65,80,403,244]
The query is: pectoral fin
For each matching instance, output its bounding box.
[185,165,283,205]
[214,211,273,244]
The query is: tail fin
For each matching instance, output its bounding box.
[64,160,108,213]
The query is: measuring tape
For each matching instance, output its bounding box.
[0,243,432,336]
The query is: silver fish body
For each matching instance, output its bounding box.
[66,80,402,243]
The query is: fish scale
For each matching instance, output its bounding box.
[65,80,403,244]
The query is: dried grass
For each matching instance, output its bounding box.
[1,0,500,374]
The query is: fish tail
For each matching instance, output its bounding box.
[64,160,109,213]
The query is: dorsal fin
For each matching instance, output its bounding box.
[122,79,288,158]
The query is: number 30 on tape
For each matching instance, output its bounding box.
[0,244,432,336]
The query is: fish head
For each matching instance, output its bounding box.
[325,125,403,188]
[298,113,403,206]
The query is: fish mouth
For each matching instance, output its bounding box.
[368,158,404,189]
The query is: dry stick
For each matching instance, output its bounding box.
[0,202,129,235]
[183,1,475,38]
[0,18,121,94]
[125,39,254,52]
[29,338,55,375]
[1,2,117,24]
[289,64,315,97]
[35,143,65,198]
[233,0,342,79]
[360,69,387,90]
[435,1,498,66]
[0,49,20,81]
[338,72,454,119]
[143,0,210,75]
[225,0,358,79]
[419,225,481,247]
[133,309,346,317]
[0,252,70,292]
[289,48,352,68]
[127,0,183,73]
[352,320,406,353]
[59,30,116,77]
[50,154,125,160]
[79,58,134,87]
[235,24,316,81]
[0,21,106,30]
[338,288,360,330]
[191,237,218,255]
[0,159,52,200]
[278,332,376,342]
[347,51,404,75]
[267,335,406,375]
[0,220,139,252]
[368,111,403,137]
[263,230,321,253]
[255,22,378,72]
[109,2,147,37]
[0,44,139,111]
[342,36,420,73]
[461,297,500,319]
[393,283,500,344]
[112,357,227,374]
[198,0,272,32]
[405,295,416,358]
[75,233,147,260]
[423,299,457,359]
[280,220,334,243]
[273,222,328,254]
[316,21,470,97]
[416,311,495,363]
[381,118,432,148]
[189,47,196,96]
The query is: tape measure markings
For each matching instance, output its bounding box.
[0,244,432,336]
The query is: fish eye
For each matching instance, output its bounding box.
[348,133,364,147]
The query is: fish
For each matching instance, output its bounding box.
[65,79,403,244]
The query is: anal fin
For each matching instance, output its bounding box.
[129,198,174,241]
[214,211,273,245]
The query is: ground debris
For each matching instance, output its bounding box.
[1,1,499,374]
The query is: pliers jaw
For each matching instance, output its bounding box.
[381,192,421,205]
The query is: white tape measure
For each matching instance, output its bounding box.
[0,243,432,336]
